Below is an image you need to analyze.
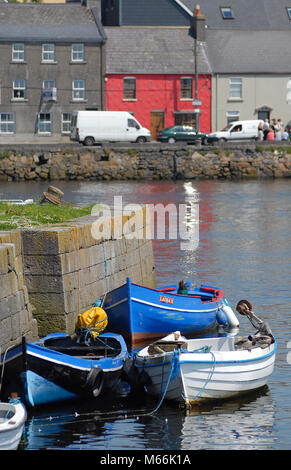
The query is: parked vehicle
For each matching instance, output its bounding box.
[70,111,151,146]
[207,120,263,143]
[156,125,208,144]
[285,120,291,137]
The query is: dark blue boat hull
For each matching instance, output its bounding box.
[21,332,129,407]
[104,278,229,347]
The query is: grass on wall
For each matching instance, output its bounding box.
[0,202,94,230]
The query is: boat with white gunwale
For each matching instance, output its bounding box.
[134,300,276,408]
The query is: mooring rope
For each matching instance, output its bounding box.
[24,346,216,433]
[26,350,181,433]
[0,344,15,395]
[182,350,216,405]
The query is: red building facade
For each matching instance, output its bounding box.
[105,73,212,140]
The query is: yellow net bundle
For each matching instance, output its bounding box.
[75,306,108,341]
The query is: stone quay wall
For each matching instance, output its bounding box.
[0,207,156,345]
[1,142,291,180]
[0,231,38,357]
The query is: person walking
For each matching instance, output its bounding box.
[258,121,264,141]
[267,128,274,141]
[263,119,269,140]
[275,120,282,141]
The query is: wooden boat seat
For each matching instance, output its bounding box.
[148,340,187,355]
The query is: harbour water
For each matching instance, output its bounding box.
[1,179,291,451]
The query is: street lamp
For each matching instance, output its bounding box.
[190,5,205,133]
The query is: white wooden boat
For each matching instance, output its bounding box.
[135,300,277,408]
[0,399,27,450]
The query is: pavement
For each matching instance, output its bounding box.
[0,134,72,145]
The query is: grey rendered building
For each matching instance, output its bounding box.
[0,1,106,139]
[182,0,291,131]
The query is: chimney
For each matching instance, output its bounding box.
[190,4,206,42]
[83,0,101,17]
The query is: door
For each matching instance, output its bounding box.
[229,123,243,140]
[150,111,164,140]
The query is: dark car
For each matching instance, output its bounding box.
[285,120,291,137]
[156,125,208,144]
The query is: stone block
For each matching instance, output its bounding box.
[0,297,8,320]
[11,312,21,340]
[23,251,80,276]
[29,290,78,315]
[22,226,79,255]
[69,216,102,249]
[0,317,12,345]
[78,262,106,286]
[0,271,18,297]
[34,313,68,337]
[0,231,22,257]
[24,272,79,294]
[127,263,142,284]
[0,243,16,275]
[78,244,105,268]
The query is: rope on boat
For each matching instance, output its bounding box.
[182,351,216,405]
[25,350,182,432]
[4,397,22,419]
[0,344,15,395]
[23,345,217,432]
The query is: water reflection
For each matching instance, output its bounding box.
[181,390,276,450]
[23,396,184,450]
[2,179,291,449]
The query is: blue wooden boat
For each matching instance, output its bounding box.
[20,331,129,408]
[103,278,239,348]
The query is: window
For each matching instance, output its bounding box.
[72,44,84,62]
[0,113,15,134]
[43,80,56,90]
[287,7,291,19]
[62,113,72,133]
[180,78,193,99]
[175,112,197,127]
[38,113,52,134]
[123,77,136,99]
[13,80,26,100]
[42,80,57,101]
[226,111,240,124]
[42,44,55,62]
[128,118,139,129]
[12,43,25,62]
[229,78,242,100]
[72,80,85,100]
[220,7,234,19]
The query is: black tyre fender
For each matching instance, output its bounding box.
[85,367,104,397]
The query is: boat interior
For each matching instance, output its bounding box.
[146,333,274,356]
[156,282,222,302]
[0,404,14,422]
[40,335,122,359]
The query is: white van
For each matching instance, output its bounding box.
[208,120,263,143]
[70,111,151,145]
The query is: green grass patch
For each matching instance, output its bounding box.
[0,202,94,230]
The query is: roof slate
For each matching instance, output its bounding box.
[0,4,104,42]
[206,29,291,74]
[181,0,291,30]
[105,26,211,75]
